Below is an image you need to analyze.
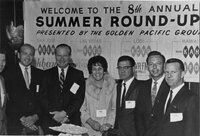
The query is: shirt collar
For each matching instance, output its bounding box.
[57,66,69,75]
[152,74,165,87]
[19,63,31,71]
[122,76,134,89]
[171,83,185,99]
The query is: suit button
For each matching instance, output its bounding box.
[151,114,154,117]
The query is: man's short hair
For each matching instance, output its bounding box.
[166,58,185,71]
[55,44,72,56]
[117,55,136,66]
[19,43,35,55]
[146,51,165,64]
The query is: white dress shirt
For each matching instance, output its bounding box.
[164,83,185,113]
[120,76,134,105]
[19,63,31,84]
[151,75,165,96]
[58,66,68,80]
[0,78,5,107]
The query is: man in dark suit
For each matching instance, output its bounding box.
[155,58,199,136]
[41,44,85,134]
[108,55,141,136]
[0,49,8,134]
[135,51,170,136]
[4,44,44,134]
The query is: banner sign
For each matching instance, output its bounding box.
[24,0,200,82]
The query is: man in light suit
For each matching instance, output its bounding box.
[135,51,170,136]
[41,44,85,135]
[155,58,199,136]
[0,49,8,134]
[4,44,44,134]
[108,55,141,136]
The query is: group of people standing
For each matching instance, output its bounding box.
[0,43,198,136]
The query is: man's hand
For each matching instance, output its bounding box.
[20,115,38,131]
[100,123,113,132]
[50,110,69,123]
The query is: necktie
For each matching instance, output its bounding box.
[165,90,173,113]
[151,81,158,106]
[121,83,126,108]
[24,67,29,89]
[59,68,65,91]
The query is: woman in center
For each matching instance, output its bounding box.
[81,56,117,136]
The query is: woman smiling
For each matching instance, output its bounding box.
[80,56,117,136]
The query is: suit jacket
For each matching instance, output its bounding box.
[156,84,199,136]
[114,78,141,136]
[4,64,44,134]
[135,78,169,136]
[0,75,8,134]
[41,66,85,129]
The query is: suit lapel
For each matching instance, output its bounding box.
[125,79,138,99]
[170,85,186,108]
[165,85,186,117]
[145,79,153,108]
[154,79,169,106]
[62,66,73,92]
[30,66,39,91]
[116,80,122,110]
[54,67,61,89]
[17,64,28,89]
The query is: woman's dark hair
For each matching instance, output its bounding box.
[87,55,108,74]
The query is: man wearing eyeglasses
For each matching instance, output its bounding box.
[106,55,142,136]
[135,51,170,136]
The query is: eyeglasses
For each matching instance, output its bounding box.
[117,66,133,70]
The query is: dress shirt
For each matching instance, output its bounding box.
[58,66,68,80]
[151,75,165,96]
[19,63,31,83]
[0,78,4,107]
[120,76,134,105]
[164,83,185,112]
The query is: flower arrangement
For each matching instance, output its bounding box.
[6,21,24,50]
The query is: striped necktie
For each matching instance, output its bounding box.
[24,67,30,89]
[59,68,65,91]
[151,81,157,106]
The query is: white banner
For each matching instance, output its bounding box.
[24,0,200,82]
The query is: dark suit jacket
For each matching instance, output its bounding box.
[156,84,199,136]
[0,75,8,134]
[114,78,141,136]
[41,66,85,132]
[135,78,169,136]
[4,64,44,134]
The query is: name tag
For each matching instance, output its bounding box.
[70,83,80,94]
[125,101,135,109]
[36,85,40,93]
[96,110,107,117]
[170,113,183,122]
